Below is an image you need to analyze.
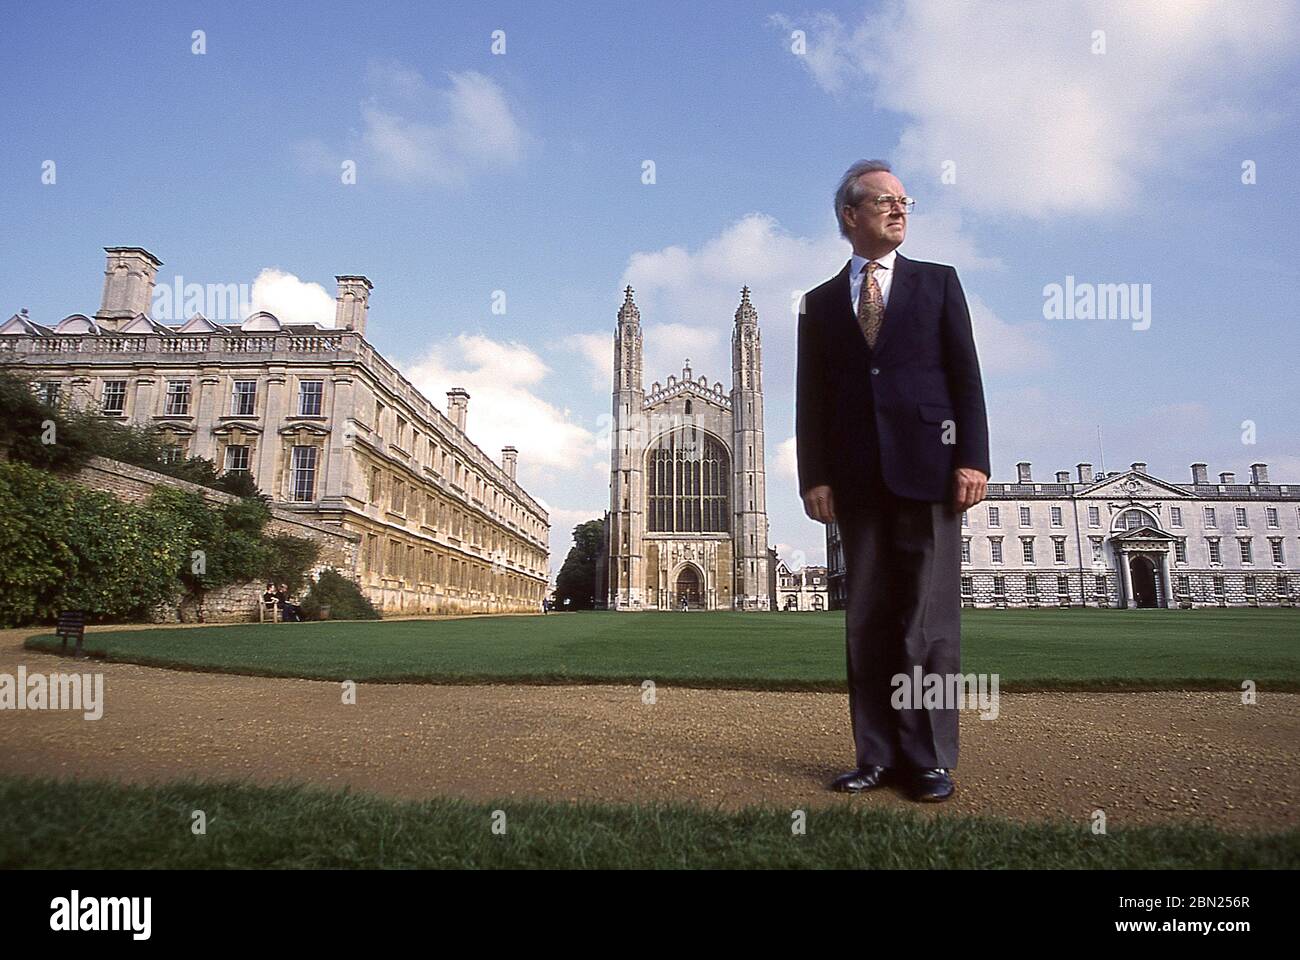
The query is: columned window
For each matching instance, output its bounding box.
[101,380,127,415]
[225,444,250,473]
[231,379,257,416]
[646,428,730,533]
[290,445,318,501]
[164,380,191,416]
[298,380,323,416]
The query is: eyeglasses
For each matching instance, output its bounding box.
[863,194,914,213]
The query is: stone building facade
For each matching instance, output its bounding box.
[771,558,829,612]
[0,246,549,616]
[826,460,1300,609]
[605,286,771,610]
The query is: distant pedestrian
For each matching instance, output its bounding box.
[276,583,303,622]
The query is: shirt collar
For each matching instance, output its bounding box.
[851,248,898,278]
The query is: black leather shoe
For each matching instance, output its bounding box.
[911,768,955,802]
[830,765,890,792]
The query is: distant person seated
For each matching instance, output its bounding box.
[275,583,303,622]
[262,583,280,620]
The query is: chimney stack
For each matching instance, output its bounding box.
[1131,461,1147,474]
[1219,471,1235,485]
[501,446,518,481]
[1055,470,1069,483]
[334,276,372,335]
[1191,462,1208,484]
[446,388,469,433]
[96,246,163,329]
[1016,461,1032,483]
[1076,462,1093,483]
[1250,462,1269,484]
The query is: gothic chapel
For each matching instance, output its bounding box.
[605,286,771,610]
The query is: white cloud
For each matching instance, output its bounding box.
[624,213,844,381]
[401,334,594,485]
[361,65,526,186]
[248,269,335,326]
[775,0,1299,217]
[300,63,528,187]
[965,291,1052,375]
[773,538,825,568]
[641,323,726,389]
[775,435,799,488]
[560,331,615,392]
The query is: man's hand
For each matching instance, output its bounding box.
[951,467,988,514]
[802,484,836,524]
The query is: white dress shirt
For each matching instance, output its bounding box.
[849,247,898,314]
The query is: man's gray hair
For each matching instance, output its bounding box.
[834,159,892,239]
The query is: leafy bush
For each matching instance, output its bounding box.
[300,569,380,621]
[85,418,173,471]
[212,469,265,499]
[261,534,320,596]
[144,489,315,597]
[0,461,188,625]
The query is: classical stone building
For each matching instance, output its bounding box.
[826,460,1300,609]
[605,286,771,610]
[0,246,549,616]
[771,558,829,612]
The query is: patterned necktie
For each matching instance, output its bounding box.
[856,261,884,348]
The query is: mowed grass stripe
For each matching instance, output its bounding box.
[1,776,1294,869]
[22,609,1300,691]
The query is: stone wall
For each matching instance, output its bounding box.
[74,456,360,622]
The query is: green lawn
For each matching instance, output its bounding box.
[22,609,1300,690]
[1,776,1293,869]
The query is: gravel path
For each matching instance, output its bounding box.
[1,624,1295,832]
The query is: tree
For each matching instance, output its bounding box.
[554,519,605,610]
[300,568,379,620]
[0,370,97,471]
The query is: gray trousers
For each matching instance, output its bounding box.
[835,481,963,769]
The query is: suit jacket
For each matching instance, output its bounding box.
[796,252,991,504]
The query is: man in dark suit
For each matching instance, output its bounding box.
[796,159,990,802]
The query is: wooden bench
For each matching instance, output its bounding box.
[258,598,282,624]
[57,609,86,657]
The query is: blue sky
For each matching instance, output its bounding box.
[4,0,1299,574]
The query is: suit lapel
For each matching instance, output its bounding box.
[833,258,856,329]
[872,252,918,357]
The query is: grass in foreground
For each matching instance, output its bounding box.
[22,608,1300,691]
[0,776,1295,869]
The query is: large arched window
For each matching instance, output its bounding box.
[1114,508,1159,532]
[646,428,730,532]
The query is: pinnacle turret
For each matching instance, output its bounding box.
[734,286,758,324]
[618,285,640,325]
